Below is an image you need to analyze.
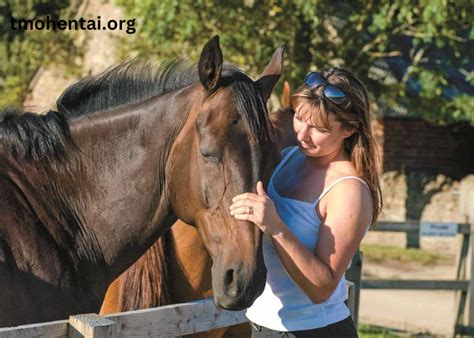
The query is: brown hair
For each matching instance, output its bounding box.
[292,68,382,227]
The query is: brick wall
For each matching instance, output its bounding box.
[380,117,474,179]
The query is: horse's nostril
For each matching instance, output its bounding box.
[224,268,238,297]
[224,268,234,285]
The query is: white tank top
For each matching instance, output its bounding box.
[245,146,370,331]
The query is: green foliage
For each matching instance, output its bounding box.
[360,244,448,266]
[115,0,473,124]
[0,0,82,107]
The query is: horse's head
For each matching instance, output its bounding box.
[167,36,283,310]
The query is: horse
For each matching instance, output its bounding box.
[99,83,296,337]
[0,36,284,327]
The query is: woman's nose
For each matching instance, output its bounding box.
[297,125,309,141]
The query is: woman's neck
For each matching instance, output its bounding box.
[304,146,350,169]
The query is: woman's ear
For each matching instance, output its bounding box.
[343,127,357,139]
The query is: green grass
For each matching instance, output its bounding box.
[359,324,406,337]
[360,244,447,266]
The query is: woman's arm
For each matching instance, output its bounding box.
[230,179,371,303]
[272,179,371,303]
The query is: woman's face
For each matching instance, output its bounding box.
[293,107,351,158]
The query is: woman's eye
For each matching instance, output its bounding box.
[314,127,329,133]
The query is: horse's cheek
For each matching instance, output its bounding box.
[200,164,225,208]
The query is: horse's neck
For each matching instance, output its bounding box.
[68,85,196,287]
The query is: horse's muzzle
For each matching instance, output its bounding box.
[212,261,267,311]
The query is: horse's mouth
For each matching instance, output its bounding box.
[215,295,252,311]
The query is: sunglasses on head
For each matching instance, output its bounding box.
[304,71,350,107]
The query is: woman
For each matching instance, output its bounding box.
[229,68,382,337]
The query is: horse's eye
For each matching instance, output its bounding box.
[231,116,240,125]
[204,155,219,163]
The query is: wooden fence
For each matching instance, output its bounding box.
[347,221,474,338]
[0,283,355,338]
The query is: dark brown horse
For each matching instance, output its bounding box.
[0,36,284,327]
[100,84,296,337]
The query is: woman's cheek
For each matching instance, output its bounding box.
[311,131,331,148]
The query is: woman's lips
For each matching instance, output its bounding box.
[299,141,313,149]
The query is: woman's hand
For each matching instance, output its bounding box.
[229,181,286,236]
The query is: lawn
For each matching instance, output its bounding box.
[360,244,449,266]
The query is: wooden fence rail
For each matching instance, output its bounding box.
[0,283,355,338]
[0,299,245,338]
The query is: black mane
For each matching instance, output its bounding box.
[0,107,73,162]
[56,59,200,118]
[57,59,271,145]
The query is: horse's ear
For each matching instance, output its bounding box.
[256,44,285,102]
[199,36,223,92]
[281,81,292,107]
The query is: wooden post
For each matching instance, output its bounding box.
[406,230,420,249]
[467,223,474,333]
[460,175,474,336]
[454,231,469,337]
[346,281,356,322]
[68,314,117,338]
[346,249,363,327]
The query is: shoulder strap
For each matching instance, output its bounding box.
[272,146,299,176]
[314,176,370,205]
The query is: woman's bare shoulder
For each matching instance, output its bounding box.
[325,177,372,226]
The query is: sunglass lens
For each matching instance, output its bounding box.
[324,85,347,104]
[305,72,325,87]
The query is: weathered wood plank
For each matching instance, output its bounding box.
[468,223,474,328]
[362,279,469,290]
[346,281,356,323]
[105,298,246,337]
[374,221,470,234]
[455,324,474,336]
[346,250,362,327]
[68,314,117,338]
[0,319,68,338]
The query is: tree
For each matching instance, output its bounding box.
[0,0,82,107]
[115,0,473,124]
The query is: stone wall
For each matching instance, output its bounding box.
[376,117,473,223]
[382,117,474,179]
[380,171,463,223]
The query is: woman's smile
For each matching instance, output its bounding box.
[298,140,314,149]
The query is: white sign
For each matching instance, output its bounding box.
[420,222,458,237]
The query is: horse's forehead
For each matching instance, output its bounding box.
[201,88,236,111]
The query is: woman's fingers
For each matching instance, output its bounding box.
[229,205,256,216]
[232,213,254,222]
[230,199,254,210]
[232,192,263,203]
